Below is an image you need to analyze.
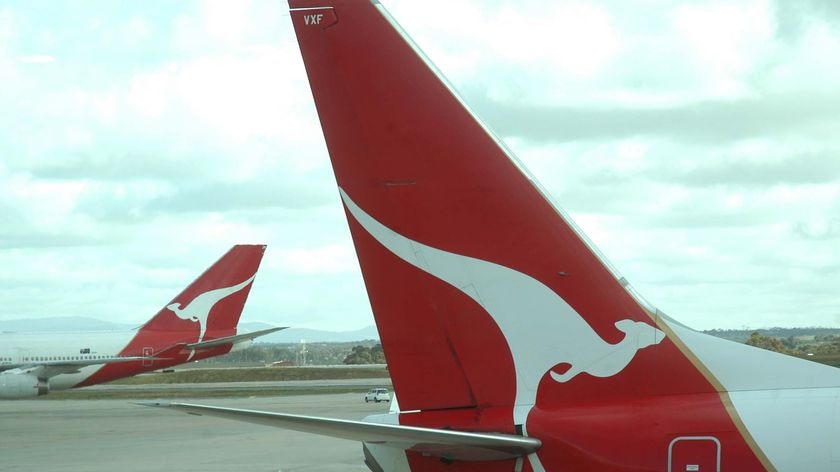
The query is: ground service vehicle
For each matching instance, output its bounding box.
[365,388,390,403]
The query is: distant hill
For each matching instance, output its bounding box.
[0,317,379,343]
[239,322,380,343]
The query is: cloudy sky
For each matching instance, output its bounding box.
[0,0,838,331]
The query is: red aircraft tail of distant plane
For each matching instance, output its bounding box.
[1,245,281,398]
[151,2,840,471]
[79,244,271,386]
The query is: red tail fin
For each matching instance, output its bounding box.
[287,3,783,470]
[286,2,828,470]
[289,0,716,414]
[139,244,266,342]
[77,245,265,387]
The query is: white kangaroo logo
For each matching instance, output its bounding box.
[167,274,256,358]
[338,187,664,430]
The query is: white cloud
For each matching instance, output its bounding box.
[202,0,253,46]
[277,244,358,275]
[126,67,173,117]
[17,55,54,63]
[671,1,775,93]
[4,175,90,228]
[764,22,840,93]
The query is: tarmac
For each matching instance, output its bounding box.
[0,393,389,471]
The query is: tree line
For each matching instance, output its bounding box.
[196,340,382,366]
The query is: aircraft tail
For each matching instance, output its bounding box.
[75,245,266,387]
[138,244,266,340]
[288,0,694,414]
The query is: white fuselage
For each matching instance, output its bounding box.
[0,331,135,390]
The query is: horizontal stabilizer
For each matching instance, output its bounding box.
[141,402,540,461]
[186,327,286,350]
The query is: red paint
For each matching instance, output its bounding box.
[77,245,265,387]
[528,394,761,470]
[289,0,768,469]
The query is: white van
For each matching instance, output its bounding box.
[364,388,390,403]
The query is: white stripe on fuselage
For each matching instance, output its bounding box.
[665,318,840,471]
[0,330,135,390]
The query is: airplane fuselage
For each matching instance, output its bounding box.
[0,330,228,391]
[0,331,134,390]
[360,387,840,471]
[0,245,267,399]
[525,388,839,471]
